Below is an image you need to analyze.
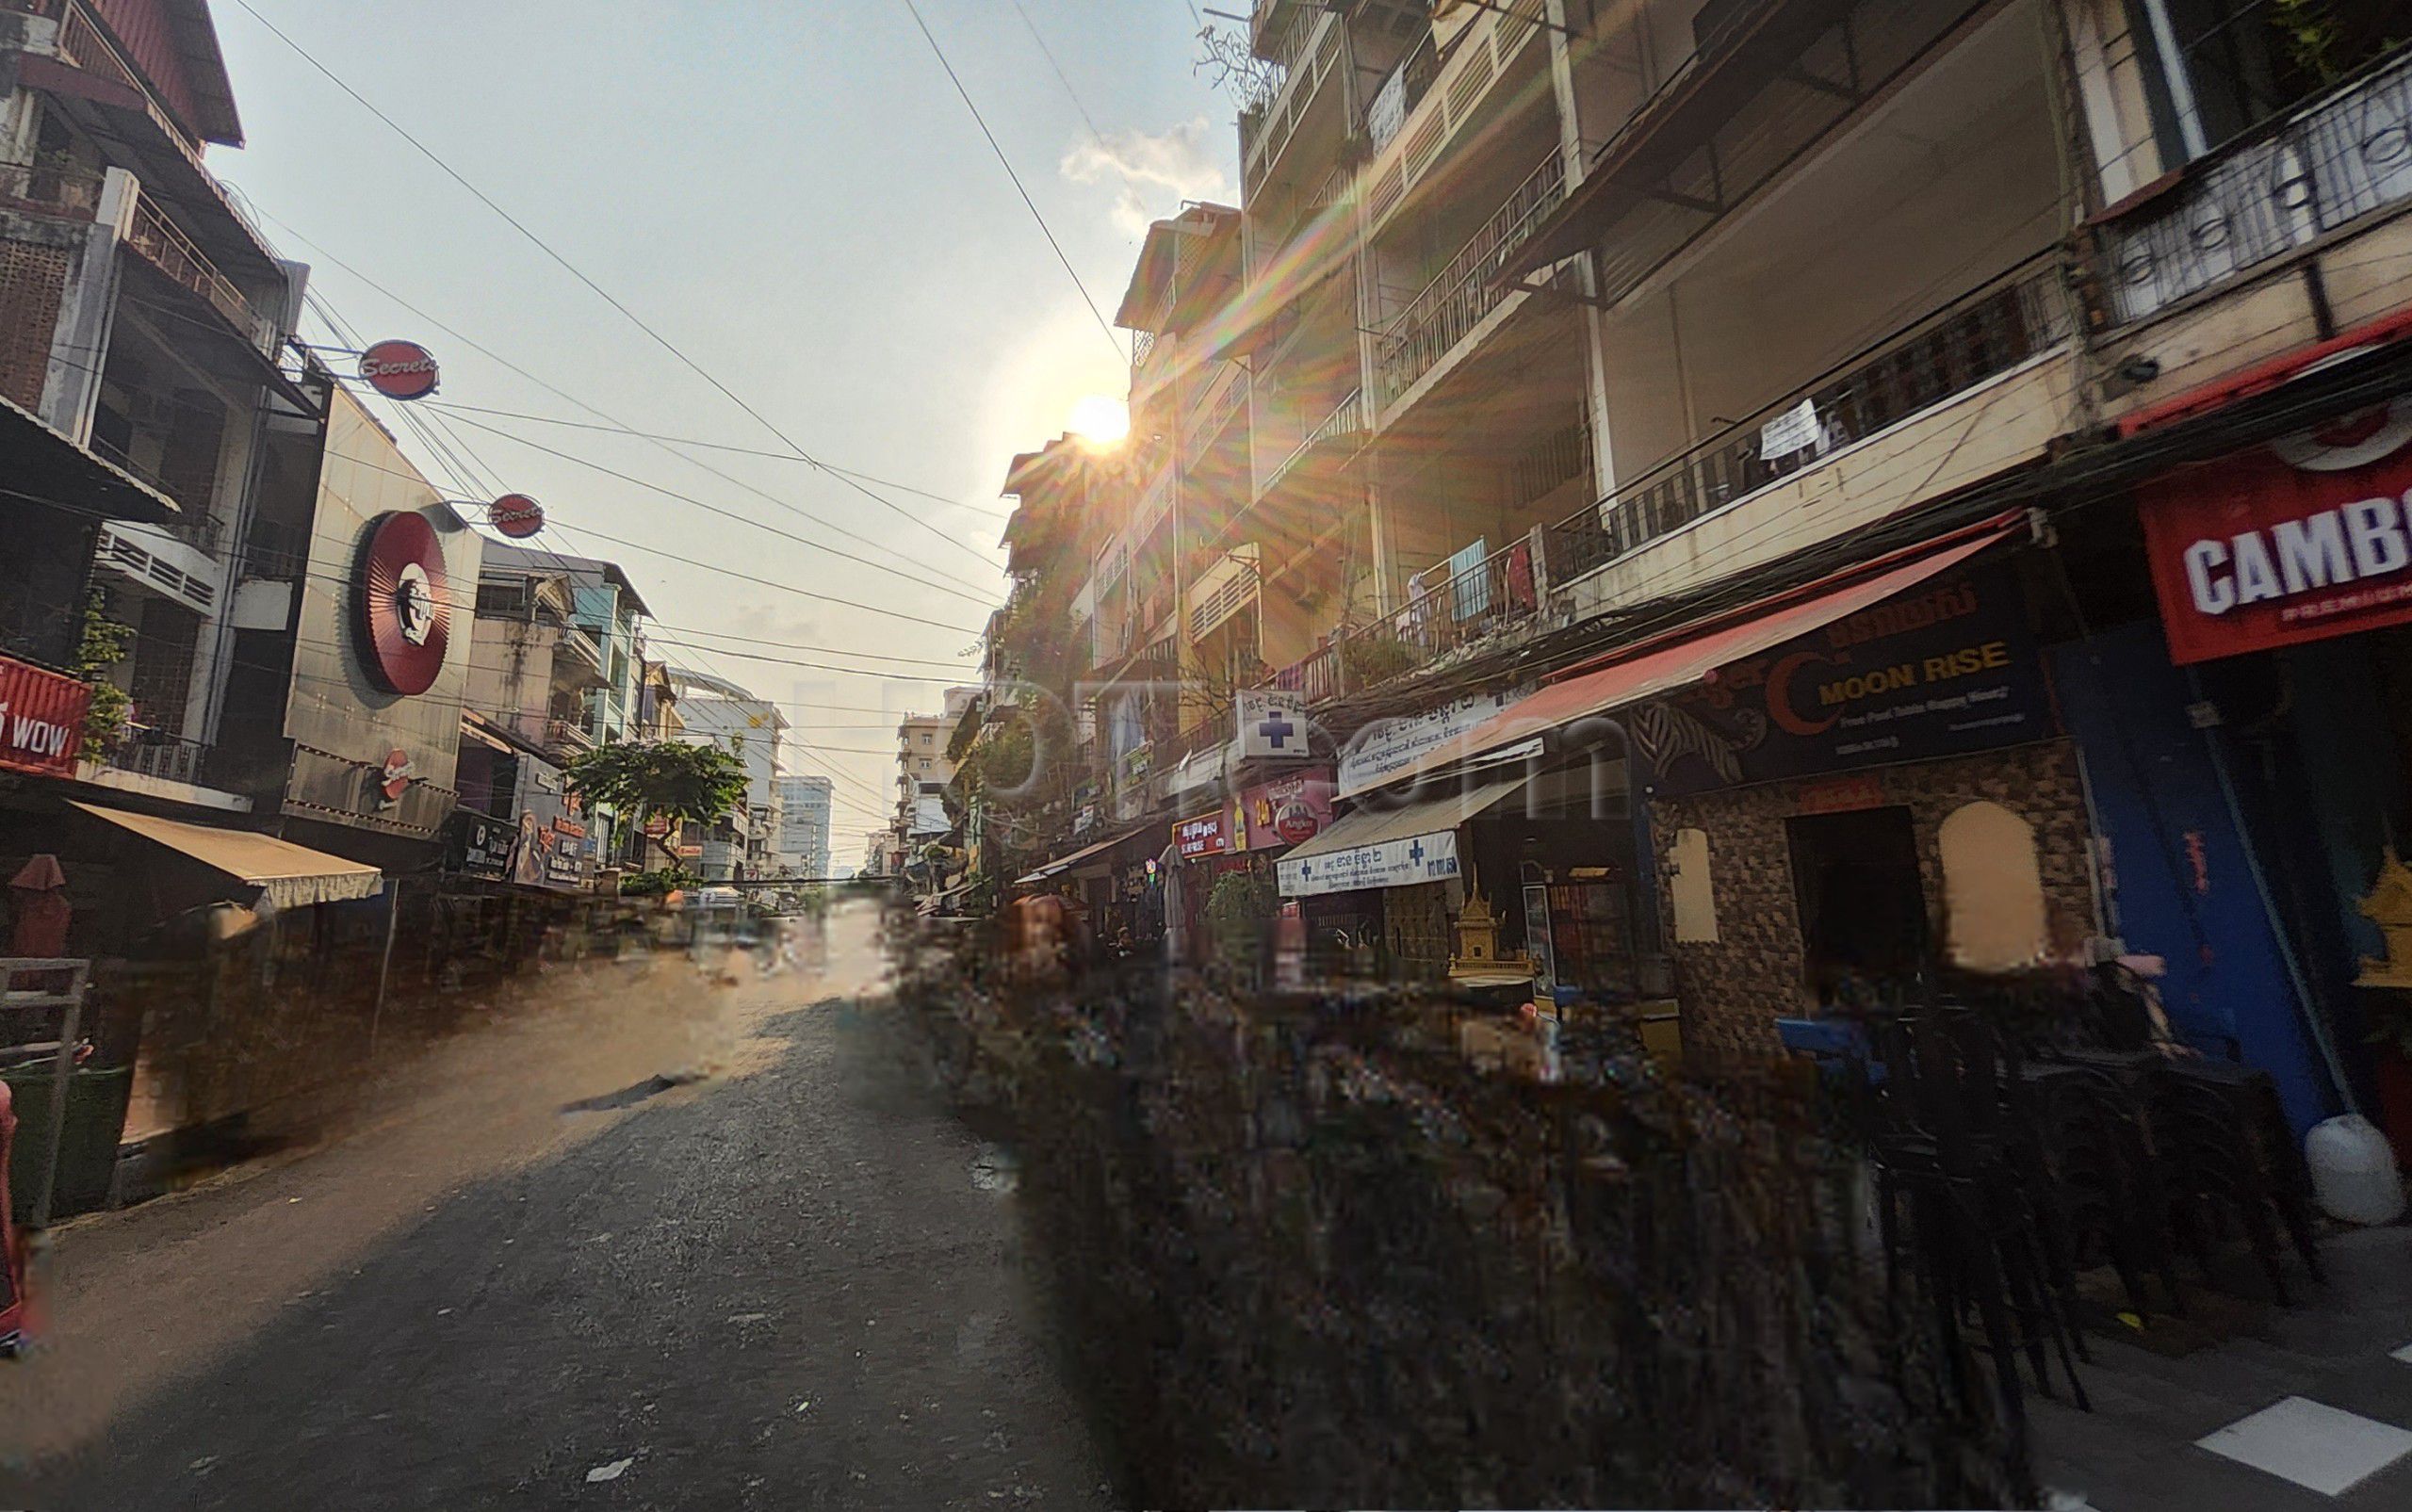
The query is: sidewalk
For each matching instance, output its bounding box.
[2036,1226,2412,1510]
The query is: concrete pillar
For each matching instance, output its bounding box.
[39,167,135,443]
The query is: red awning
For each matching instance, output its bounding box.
[1371,527,2016,793]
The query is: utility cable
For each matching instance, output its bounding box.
[229,0,1009,577]
[894,0,1126,357]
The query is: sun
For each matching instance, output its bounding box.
[1068,394,1129,447]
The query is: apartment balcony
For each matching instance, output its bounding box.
[1550,257,2077,613]
[99,726,210,785]
[1188,545,1261,642]
[545,717,595,756]
[1372,150,1566,414]
[124,194,280,358]
[1259,387,1367,500]
[1358,0,1553,228]
[1186,360,1250,463]
[1262,525,1548,707]
[1239,7,1346,200]
[2094,43,2412,328]
[0,157,100,220]
[556,623,609,686]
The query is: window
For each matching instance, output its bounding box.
[1938,802,2048,972]
[1669,828,1718,943]
[921,732,933,746]
[1786,807,1928,998]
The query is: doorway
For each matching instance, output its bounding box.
[1786,805,1929,999]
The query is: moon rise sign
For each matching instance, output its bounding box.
[354,512,451,695]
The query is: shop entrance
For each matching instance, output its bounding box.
[1786,806,1928,998]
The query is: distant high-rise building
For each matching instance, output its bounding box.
[775,774,834,878]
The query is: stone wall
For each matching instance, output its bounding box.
[1653,739,2096,1063]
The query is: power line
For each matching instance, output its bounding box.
[437,413,1002,605]
[228,1,1010,579]
[420,402,1014,519]
[1008,0,1106,140]
[894,0,1126,358]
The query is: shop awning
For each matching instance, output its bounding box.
[1013,826,1145,887]
[2,395,179,523]
[1373,527,2014,795]
[70,801,383,909]
[1278,773,1527,899]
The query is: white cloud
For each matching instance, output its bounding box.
[1060,117,1237,237]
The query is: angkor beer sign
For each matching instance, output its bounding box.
[358,339,440,400]
[0,655,91,778]
[354,512,452,695]
[2141,396,2412,663]
[1641,562,2051,797]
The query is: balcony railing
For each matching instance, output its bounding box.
[1366,34,1440,152]
[1261,527,1548,705]
[546,717,595,754]
[1131,327,1158,371]
[1263,387,1366,496]
[1188,362,1250,461]
[102,727,210,786]
[1373,150,1566,410]
[0,158,101,220]
[125,196,279,355]
[1547,258,2073,585]
[1242,9,1345,195]
[2097,43,2412,325]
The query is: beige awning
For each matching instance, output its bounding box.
[71,801,383,909]
[1278,774,1528,899]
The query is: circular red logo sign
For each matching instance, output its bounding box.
[489,493,545,539]
[358,339,440,401]
[354,512,450,695]
[378,748,415,803]
[1274,801,1321,845]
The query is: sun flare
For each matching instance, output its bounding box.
[1068,394,1130,447]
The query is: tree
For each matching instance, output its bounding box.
[563,740,749,849]
[73,588,134,762]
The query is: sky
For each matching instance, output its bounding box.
[204,0,1242,853]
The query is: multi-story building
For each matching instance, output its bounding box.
[985,1,2412,1140]
[669,667,785,882]
[775,772,832,879]
[892,686,978,846]
[480,541,648,745]
[2,0,311,785]
[463,561,610,766]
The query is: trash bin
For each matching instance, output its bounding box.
[3,1065,134,1223]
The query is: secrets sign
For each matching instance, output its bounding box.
[1638,563,2052,796]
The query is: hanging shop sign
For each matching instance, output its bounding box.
[1338,686,1532,797]
[354,511,452,695]
[1173,805,1238,860]
[1279,826,1459,899]
[0,655,92,779]
[357,339,441,401]
[448,810,513,882]
[2140,395,2412,664]
[375,748,416,808]
[489,493,545,539]
[1638,562,2053,797]
[1237,686,1312,760]
[1241,767,1336,850]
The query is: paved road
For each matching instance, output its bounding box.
[2,903,1116,1510]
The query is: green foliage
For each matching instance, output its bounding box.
[564,740,748,832]
[1339,630,1417,690]
[72,589,133,762]
[1205,868,1278,970]
[2270,0,2347,81]
[620,864,698,898]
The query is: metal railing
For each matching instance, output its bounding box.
[2097,42,2412,325]
[1547,258,2072,584]
[1261,526,1549,704]
[103,727,210,785]
[0,158,101,219]
[546,717,595,753]
[125,196,279,355]
[1374,149,1566,409]
[1263,387,1366,495]
[1366,34,1441,152]
[1131,327,1158,371]
[1188,362,1250,460]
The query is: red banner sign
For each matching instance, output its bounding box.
[0,656,92,778]
[1241,767,1335,850]
[1173,807,1236,859]
[2141,397,2412,664]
